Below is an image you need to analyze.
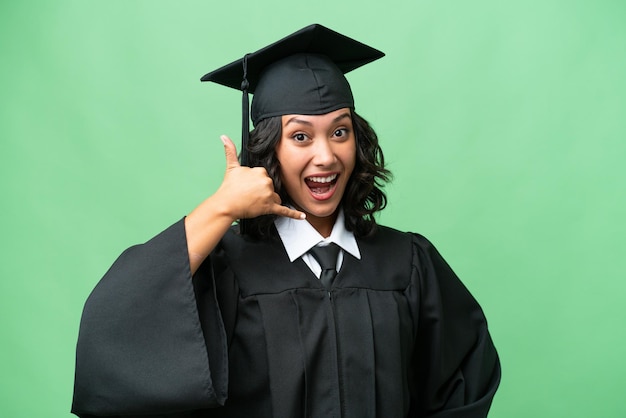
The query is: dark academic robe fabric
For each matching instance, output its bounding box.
[72,219,500,418]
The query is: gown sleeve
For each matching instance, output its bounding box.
[71,219,229,417]
[409,233,501,417]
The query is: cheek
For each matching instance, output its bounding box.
[275,144,289,176]
[343,143,357,176]
[274,140,286,166]
[276,156,300,189]
[277,145,307,177]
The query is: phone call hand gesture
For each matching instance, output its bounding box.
[217,135,305,222]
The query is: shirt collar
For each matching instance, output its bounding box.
[274,209,361,262]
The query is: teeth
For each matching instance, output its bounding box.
[307,174,337,183]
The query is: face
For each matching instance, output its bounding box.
[276,108,356,236]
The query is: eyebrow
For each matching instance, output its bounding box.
[332,113,352,124]
[284,112,351,127]
[284,117,313,127]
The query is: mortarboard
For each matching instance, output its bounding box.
[201,23,384,166]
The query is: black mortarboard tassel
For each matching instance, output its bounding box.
[239,53,250,166]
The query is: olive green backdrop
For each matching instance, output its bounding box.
[1,0,625,416]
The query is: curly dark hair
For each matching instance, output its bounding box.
[242,110,391,239]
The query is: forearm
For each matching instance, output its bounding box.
[185,193,237,275]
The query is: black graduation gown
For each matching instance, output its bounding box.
[72,219,500,418]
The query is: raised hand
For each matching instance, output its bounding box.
[185,135,304,274]
[216,135,305,221]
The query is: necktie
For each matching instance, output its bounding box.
[309,243,340,291]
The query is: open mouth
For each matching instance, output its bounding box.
[305,173,338,195]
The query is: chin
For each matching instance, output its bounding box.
[302,202,341,219]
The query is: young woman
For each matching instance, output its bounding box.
[72,24,500,418]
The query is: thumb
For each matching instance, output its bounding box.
[221,135,240,168]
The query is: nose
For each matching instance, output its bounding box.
[312,138,336,167]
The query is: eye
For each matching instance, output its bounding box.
[292,132,309,142]
[333,128,349,138]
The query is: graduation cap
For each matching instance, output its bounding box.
[201,23,384,166]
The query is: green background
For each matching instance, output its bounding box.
[2,0,625,416]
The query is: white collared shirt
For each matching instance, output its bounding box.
[274,209,361,278]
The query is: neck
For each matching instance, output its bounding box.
[306,212,338,238]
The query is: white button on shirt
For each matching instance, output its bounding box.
[274,209,361,278]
